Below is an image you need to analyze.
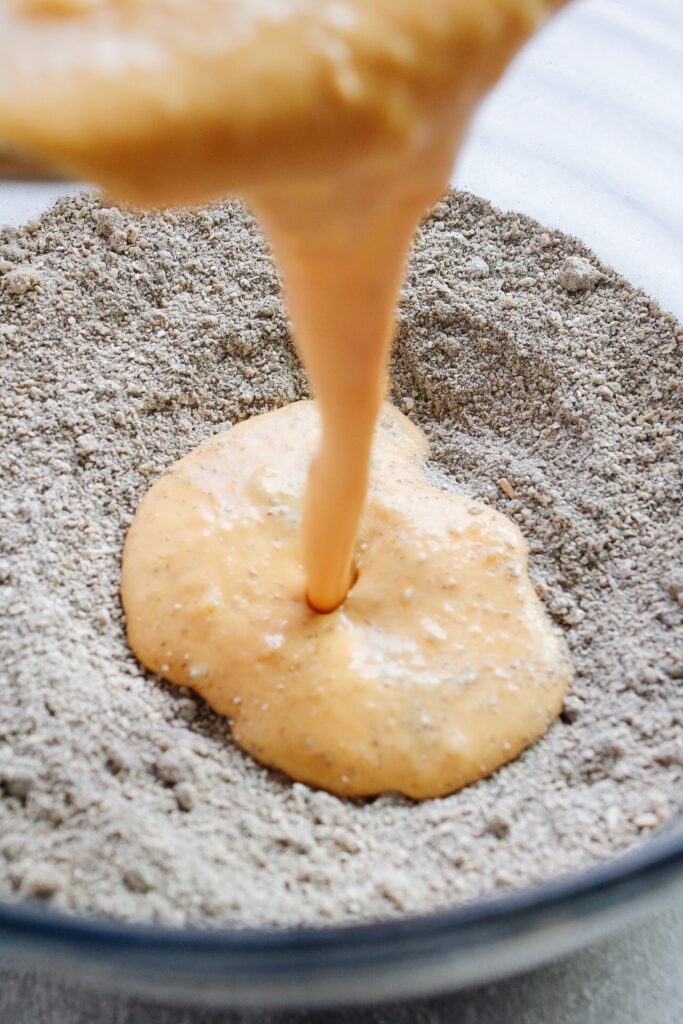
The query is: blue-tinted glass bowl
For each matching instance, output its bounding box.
[1,829,682,1007]
[1,0,681,1009]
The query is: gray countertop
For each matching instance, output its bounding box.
[2,888,683,1023]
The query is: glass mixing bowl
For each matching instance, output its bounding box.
[0,829,682,1007]
[0,0,681,1008]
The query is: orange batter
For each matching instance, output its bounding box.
[0,0,571,797]
[123,402,568,799]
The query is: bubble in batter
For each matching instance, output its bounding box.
[121,401,570,799]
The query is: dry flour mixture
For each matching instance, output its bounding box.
[0,190,681,926]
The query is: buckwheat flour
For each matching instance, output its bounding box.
[0,190,681,927]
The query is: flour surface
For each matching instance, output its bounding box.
[0,191,681,926]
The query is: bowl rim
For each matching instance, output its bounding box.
[1,820,682,965]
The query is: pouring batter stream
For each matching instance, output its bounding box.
[0,0,571,796]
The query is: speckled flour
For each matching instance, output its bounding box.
[0,190,681,927]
